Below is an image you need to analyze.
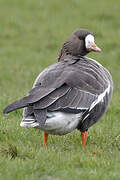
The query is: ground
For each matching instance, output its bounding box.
[0,0,120,179]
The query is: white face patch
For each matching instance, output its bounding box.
[85,34,95,50]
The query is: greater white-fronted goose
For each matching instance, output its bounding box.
[3,29,113,147]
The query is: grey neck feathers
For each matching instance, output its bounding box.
[58,37,89,62]
[58,44,72,61]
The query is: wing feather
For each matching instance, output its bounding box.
[47,88,97,111]
[33,85,70,109]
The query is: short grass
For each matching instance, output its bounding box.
[0,0,120,179]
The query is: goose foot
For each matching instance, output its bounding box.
[81,131,87,147]
[44,132,48,146]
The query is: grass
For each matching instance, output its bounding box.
[0,0,120,179]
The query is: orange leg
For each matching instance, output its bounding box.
[81,131,87,147]
[44,132,48,146]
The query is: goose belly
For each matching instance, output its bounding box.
[39,111,82,135]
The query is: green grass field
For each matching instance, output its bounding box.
[0,0,120,179]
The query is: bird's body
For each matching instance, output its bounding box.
[4,56,113,134]
[3,29,113,146]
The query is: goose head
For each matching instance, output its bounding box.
[58,29,101,61]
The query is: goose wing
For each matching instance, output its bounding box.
[3,57,108,115]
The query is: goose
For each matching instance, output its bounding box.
[3,29,113,147]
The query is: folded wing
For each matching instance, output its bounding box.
[3,57,107,116]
